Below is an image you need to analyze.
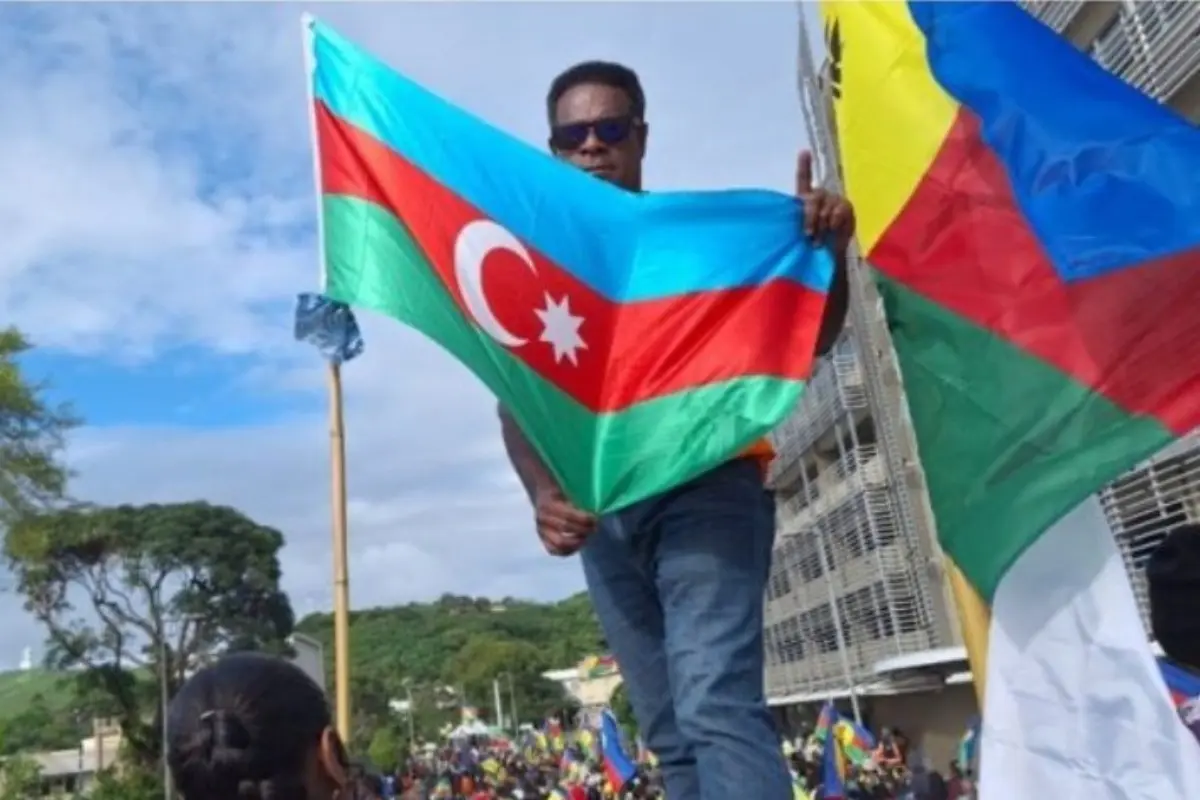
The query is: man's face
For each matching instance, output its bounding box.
[550,82,646,191]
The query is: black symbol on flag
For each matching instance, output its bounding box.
[825,18,843,100]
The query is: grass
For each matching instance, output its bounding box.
[0,669,73,719]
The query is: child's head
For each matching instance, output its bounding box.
[167,652,349,800]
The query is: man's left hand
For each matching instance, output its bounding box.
[796,150,855,255]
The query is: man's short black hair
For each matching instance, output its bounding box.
[546,61,645,124]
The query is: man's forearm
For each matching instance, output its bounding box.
[498,406,559,503]
[814,251,849,357]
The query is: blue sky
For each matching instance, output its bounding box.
[1,2,823,665]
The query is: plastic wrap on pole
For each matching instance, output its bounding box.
[293,293,364,364]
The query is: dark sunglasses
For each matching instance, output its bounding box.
[549,115,640,151]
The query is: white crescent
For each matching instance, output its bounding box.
[453,219,537,348]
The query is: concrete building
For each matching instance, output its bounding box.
[766,1,1200,768]
[542,659,623,729]
[10,718,124,796]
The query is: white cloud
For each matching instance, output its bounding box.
[0,2,809,664]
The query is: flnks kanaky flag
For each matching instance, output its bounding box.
[824,2,1200,797]
[305,18,834,513]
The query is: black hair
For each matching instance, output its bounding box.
[167,652,337,800]
[1147,522,1200,668]
[546,61,645,125]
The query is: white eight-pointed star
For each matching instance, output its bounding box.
[534,292,587,365]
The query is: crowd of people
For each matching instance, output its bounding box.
[387,742,665,799]
[162,647,978,800]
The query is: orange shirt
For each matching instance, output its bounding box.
[741,437,775,477]
[741,437,775,461]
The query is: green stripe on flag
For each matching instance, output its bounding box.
[322,194,802,512]
[875,272,1172,601]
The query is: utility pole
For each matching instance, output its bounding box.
[404,682,416,744]
[492,678,505,730]
[506,673,519,733]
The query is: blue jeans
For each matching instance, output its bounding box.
[581,459,789,800]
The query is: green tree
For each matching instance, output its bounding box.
[0,328,76,525]
[348,672,397,753]
[442,635,573,726]
[89,766,161,800]
[0,691,89,755]
[0,755,42,800]
[367,726,401,773]
[4,502,296,765]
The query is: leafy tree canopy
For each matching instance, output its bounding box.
[4,502,295,763]
[0,327,76,525]
[0,755,42,800]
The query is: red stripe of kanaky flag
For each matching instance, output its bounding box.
[316,101,826,414]
[872,109,1200,435]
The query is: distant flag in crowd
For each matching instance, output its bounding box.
[600,708,638,791]
[820,723,848,800]
[821,2,1200,798]
[304,16,835,515]
[814,703,873,770]
[957,716,980,772]
[832,718,874,768]
[813,701,836,743]
[578,653,619,679]
[1160,659,1200,742]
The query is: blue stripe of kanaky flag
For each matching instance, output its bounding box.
[600,709,637,789]
[909,1,1200,284]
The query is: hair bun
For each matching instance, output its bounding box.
[200,709,253,767]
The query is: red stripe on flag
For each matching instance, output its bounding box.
[316,101,826,413]
[871,109,1200,436]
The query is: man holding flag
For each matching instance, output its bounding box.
[300,16,847,798]
[500,61,854,800]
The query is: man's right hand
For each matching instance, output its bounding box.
[534,486,596,557]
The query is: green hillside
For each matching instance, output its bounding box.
[296,591,603,685]
[0,668,71,718]
[295,591,604,746]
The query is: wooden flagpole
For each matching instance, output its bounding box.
[304,13,352,741]
[328,360,352,740]
[946,560,990,705]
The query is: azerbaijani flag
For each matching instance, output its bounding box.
[599,708,638,791]
[822,2,1200,797]
[305,17,834,514]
